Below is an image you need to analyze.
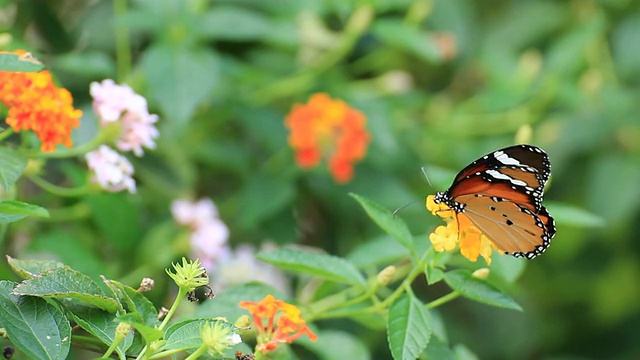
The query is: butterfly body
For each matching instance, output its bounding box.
[433,144,555,259]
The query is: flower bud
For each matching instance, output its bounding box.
[472,268,490,280]
[376,265,396,286]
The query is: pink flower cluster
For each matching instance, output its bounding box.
[85,145,136,193]
[171,198,230,270]
[85,79,159,193]
[90,79,159,156]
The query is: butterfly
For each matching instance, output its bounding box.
[433,144,556,259]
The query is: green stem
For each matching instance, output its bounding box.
[426,291,460,309]
[29,132,106,159]
[379,250,431,308]
[27,174,91,197]
[0,128,14,142]
[43,202,92,222]
[184,344,208,360]
[114,0,131,82]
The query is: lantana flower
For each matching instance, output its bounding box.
[171,198,229,270]
[85,145,136,193]
[90,79,159,156]
[0,59,82,152]
[239,294,317,354]
[426,195,501,264]
[284,93,370,184]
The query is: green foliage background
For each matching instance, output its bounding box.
[1,0,640,359]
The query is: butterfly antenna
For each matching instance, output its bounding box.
[392,200,416,218]
[421,166,433,188]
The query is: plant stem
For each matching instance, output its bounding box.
[27,174,91,197]
[0,128,14,142]
[30,133,105,159]
[426,291,460,308]
[114,0,131,82]
[184,344,208,360]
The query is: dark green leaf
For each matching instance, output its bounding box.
[0,281,71,359]
[0,200,49,223]
[238,171,295,229]
[65,304,133,357]
[200,7,271,41]
[13,267,119,313]
[258,248,366,287]
[6,256,65,279]
[0,147,27,190]
[443,270,522,311]
[0,52,44,72]
[105,280,159,327]
[387,295,431,360]
[350,193,414,251]
[193,282,281,322]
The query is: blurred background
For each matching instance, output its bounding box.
[1,0,640,359]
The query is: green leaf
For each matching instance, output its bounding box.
[350,193,414,251]
[489,255,526,284]
[238,171,295,230]
[116,313,163,344]
[162,318,236,351]
[200,6,271,41]
[0,147,27,190]
[545,202,605,228]
[257,248,366,287]
[387,294,432,360]
[0,281,71,360]
[193,282,281,322]
[6,256,65,279]
[443,270,522,311]
[0,200,49,223]
[142,44,219,131]
[65,304,133,357]
[424,249,450,285]
[0,52,44,72]
[12,267,119,313]
[105,280,159,327]
[371,20,443,63]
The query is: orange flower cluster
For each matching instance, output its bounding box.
[239,294,317,354]
[426,195,502,265]
[285,93,370,183]
[0,66,82,152]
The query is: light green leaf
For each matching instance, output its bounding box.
[0,52,44,72]
[116,313,163,344]
[443,270,522,311]
[105,280,159,327]
[347,235,410,269]
[0,147,27,190]
[258,248,366,287]
[371,20,443,63]
[350,193,414,251]
[0,281,71,360]
[303,329,371,360]
[12,267,119,313]
[387,294,432,360]
[0,200,49,223]
[193,282,281,322]
[6,256,65,279]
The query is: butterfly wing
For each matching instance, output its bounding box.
[448,145,551,212]
[457,194,555,258]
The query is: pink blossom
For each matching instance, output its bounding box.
[85,145,136,193]
[171,198,220,229]
[90,79,159,156]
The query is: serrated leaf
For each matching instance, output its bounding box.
[6,256,65,279]
[13,267,119,313]
[0,147,27,190]
[387,295,431,360]
[0,52,44,72]
[105,280,159,327]
[65,304,133,357]
[443,270,522,311]
[163,318,236,351]
[350,193,414,251]
[0,200,49,223]
[0,281,71,360]
[257,248,366,287]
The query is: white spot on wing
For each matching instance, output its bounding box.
[493,150,522,166]
[485,169,527,186]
